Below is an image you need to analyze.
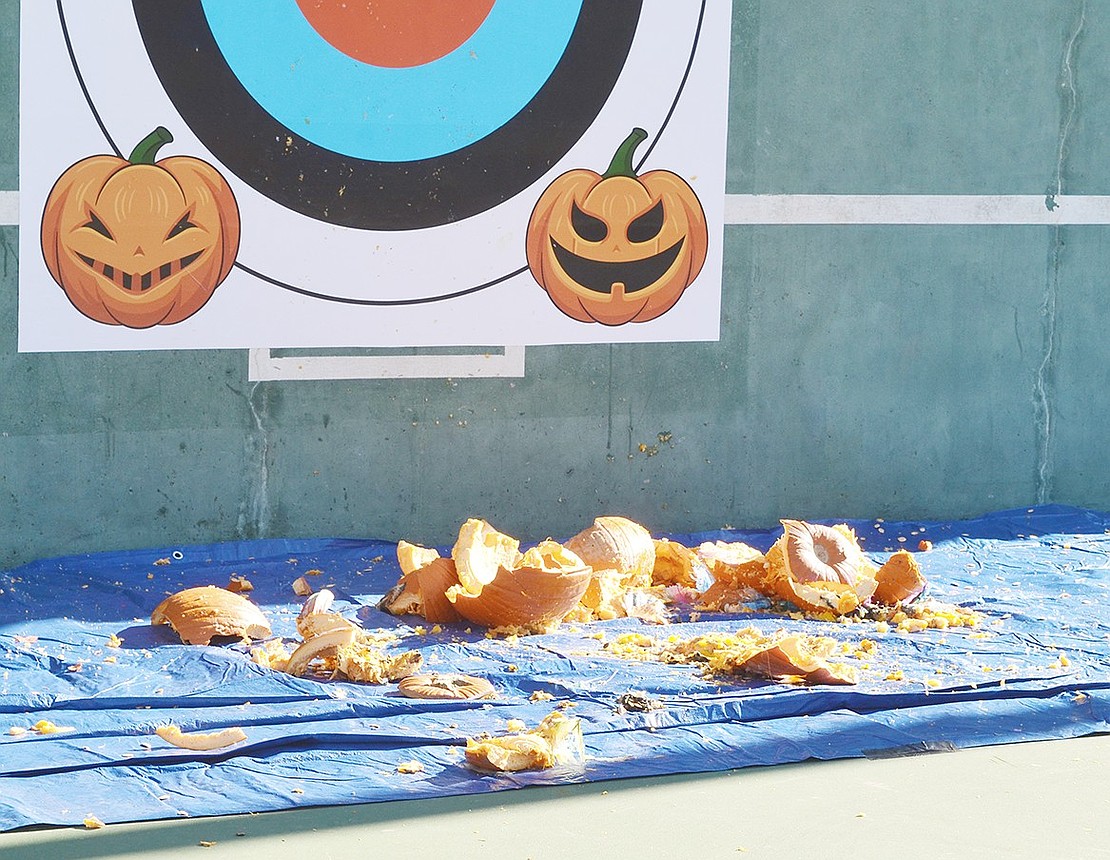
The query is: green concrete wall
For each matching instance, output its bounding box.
[2,0,1108,569]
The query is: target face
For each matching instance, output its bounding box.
[18,0,731,351]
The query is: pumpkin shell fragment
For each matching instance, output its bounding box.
[452,518,521,596]
[764,521,878,615]
[398,672,496,700]
[736,635,857,685]
[447,540,591,628]
[151,586,271,646]
[155,723,248,751]
[465,711,584,772]
[566,516,656,589]
[873,550,927,605]
[379,557,462,623]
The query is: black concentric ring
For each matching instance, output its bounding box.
[132,0,642,231]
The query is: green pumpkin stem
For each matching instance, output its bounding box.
[602,127,648,179]
[128,126,174,165]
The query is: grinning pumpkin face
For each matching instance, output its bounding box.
[526,128,707,326]
[40,127,240,329]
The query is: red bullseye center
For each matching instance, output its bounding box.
[295,0,495,68]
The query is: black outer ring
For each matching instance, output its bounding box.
[132,0,642,231]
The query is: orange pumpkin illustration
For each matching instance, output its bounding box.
[40,127,240,328]
[526,128,707,326]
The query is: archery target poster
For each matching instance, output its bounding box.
[19,1,731,351]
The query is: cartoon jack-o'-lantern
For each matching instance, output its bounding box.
[40,127,240,328]
[526,128,707,326]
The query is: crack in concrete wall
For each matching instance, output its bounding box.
[236,380,272,539]
[1034,1,1085,505]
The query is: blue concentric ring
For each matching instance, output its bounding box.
[200,0,582,162]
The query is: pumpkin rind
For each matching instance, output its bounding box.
[873,549,927,605]
[448,559,592,628]
[398,672,496,701]
[150,585,271,646]
[763,521,878,616]
[565,515,656,588]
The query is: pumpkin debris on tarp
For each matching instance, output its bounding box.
[694,539,767,610]
[251,618,421,684]
[151,586,271,646]
[155,724,247,751]
[378,555,462,624]
[381,520,591,632]
[446,538,591,630]
[336,640,422,684]
[243,588,421,684]
[763,520,879,616]
[225,576,253,593]
[652,538,712,589]
[873,550,928,605]
[565,515,656,590]
[465,711,585,773]
[398,673,496,701]
[604,627,859,686]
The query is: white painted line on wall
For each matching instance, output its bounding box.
[6,189,1110,379]
[7,192,1110,227]
[247,346,526,381]
[0,191,17,225]
[723,194,1110,225]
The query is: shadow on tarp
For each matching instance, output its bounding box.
[0,537,405,627]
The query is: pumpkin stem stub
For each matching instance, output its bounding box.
[602,127,649,180]
[129,126,174,165]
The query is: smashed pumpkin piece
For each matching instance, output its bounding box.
[696,540,765,586]
[572,566,628,621]
[607,627,859,686]
[155,723,248,751]
[399,672,496,700]
[252,599,420,684]
[565,516,656,589]
[296,589,361,639]
[652,538,711,589]
[397,540,441,575]
[446,538,591,630]
[337,640,422,683]
[379,557,463,624]
[873,550,927,605]
[380,539,462,622]
[151,586,271,646]
[291,576,313,597]
[695,540,767,610]
[452,518,521,596]
[465,711,585,773]
[763,521,878,616]
[724,634,857,685]
[249,638,292,672]
[870,600,980,631]
[283,627,357,677]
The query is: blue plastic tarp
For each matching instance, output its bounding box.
[2,504,1110,831]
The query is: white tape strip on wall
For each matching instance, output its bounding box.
[5,192,1109,378]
